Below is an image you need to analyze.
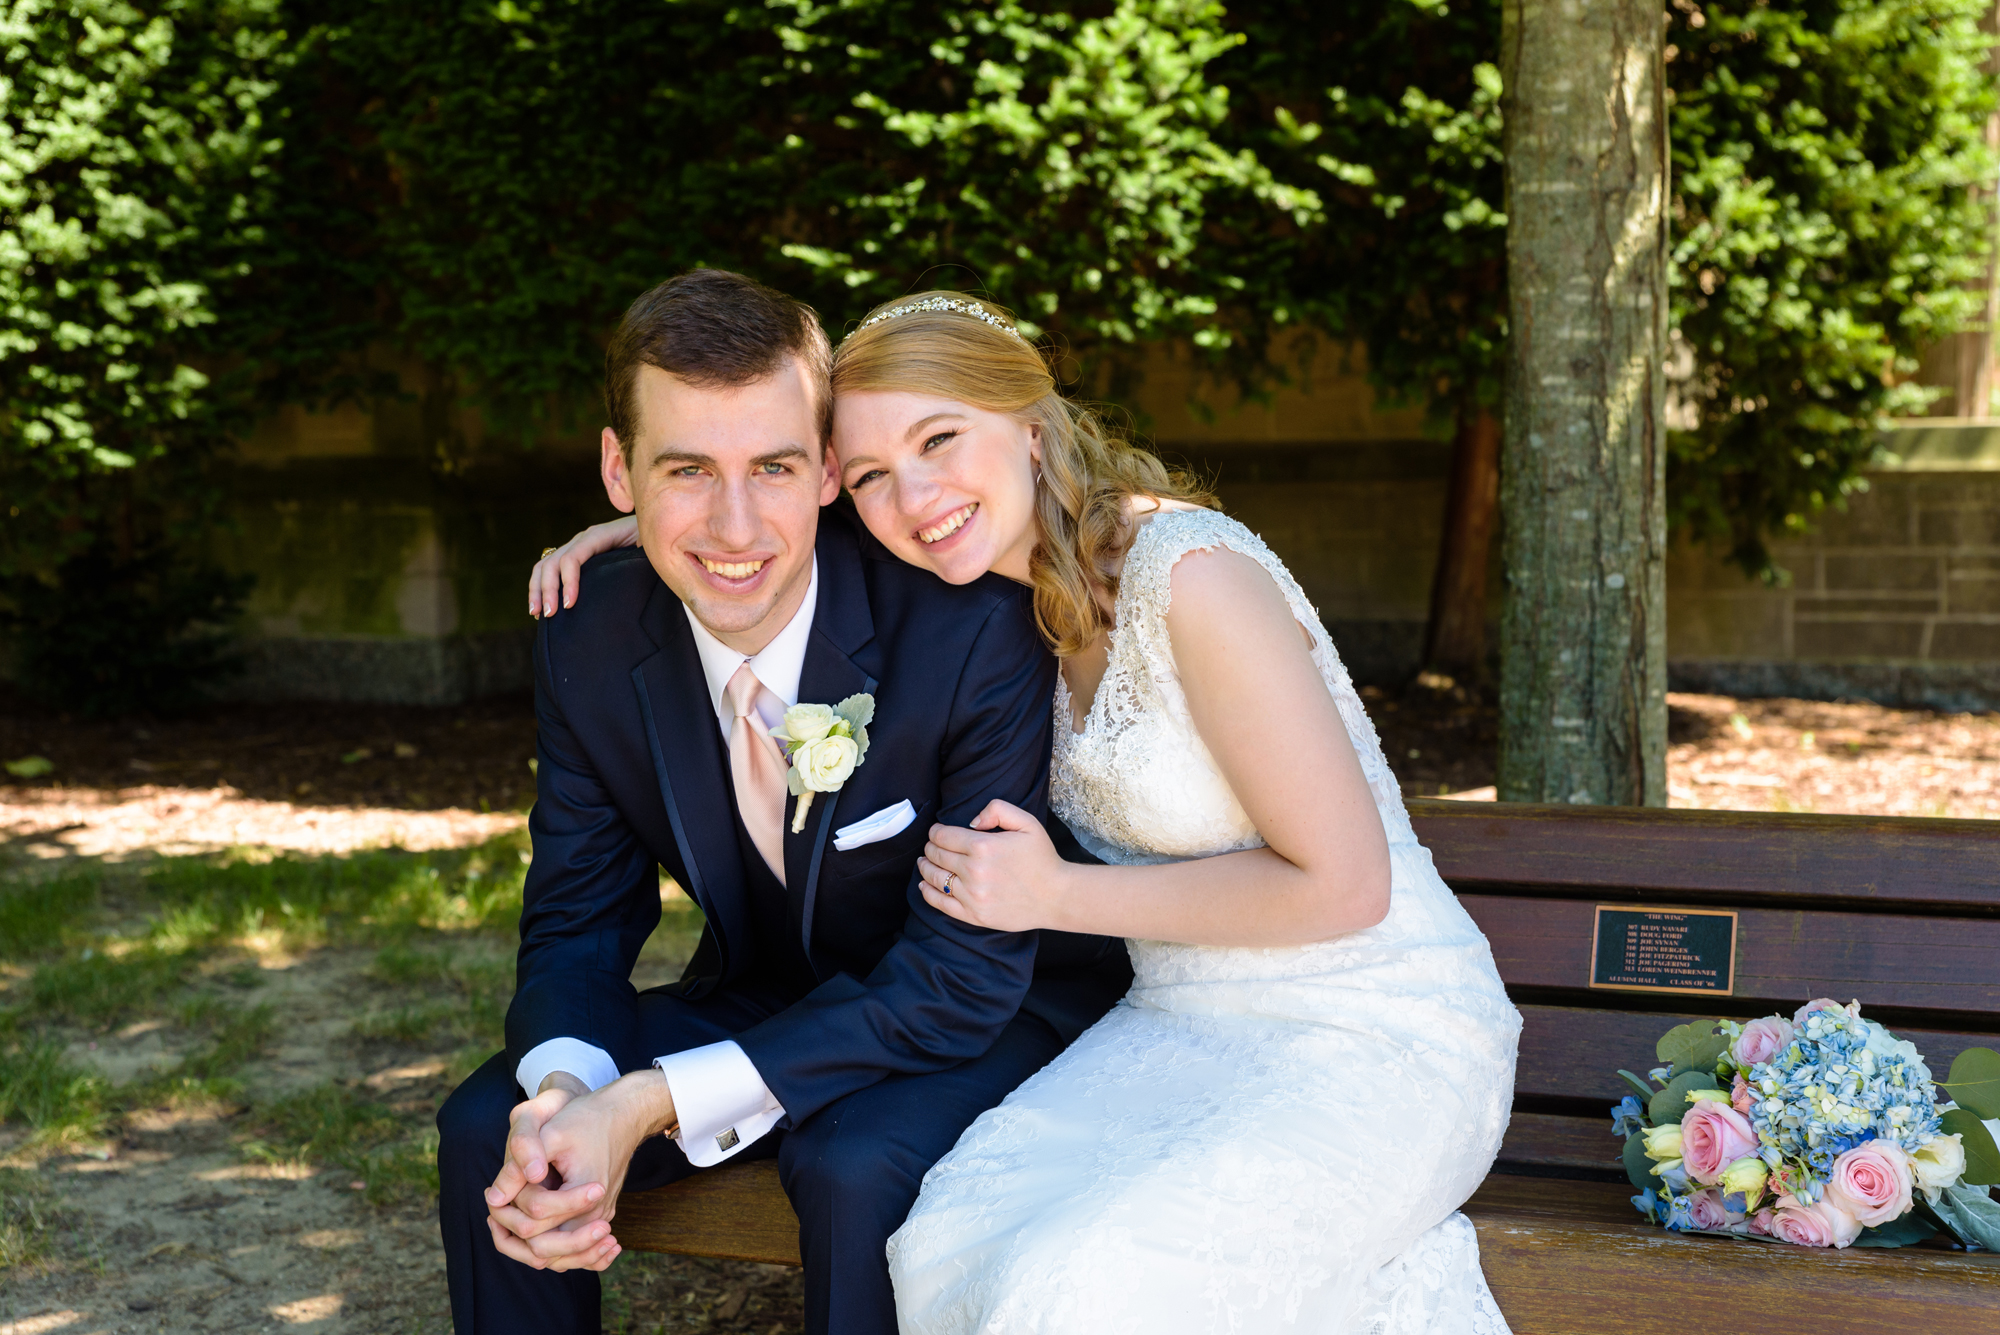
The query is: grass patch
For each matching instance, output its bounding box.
[0,871,98,960]
[21,945,197,1028]
[142,832,529,949]
[0,1167,73,1271]
[245,1083,440,1206]
[0,1038,109,1145]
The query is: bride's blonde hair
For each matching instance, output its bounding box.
[832,293,1215,657]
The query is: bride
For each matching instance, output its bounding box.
[532,293,1521,1333]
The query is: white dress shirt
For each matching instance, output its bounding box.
[514,560,816,1167]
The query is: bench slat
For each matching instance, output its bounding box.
[614,1160,800,1265]
[1466,1180,2000,1335]
[1463,895,2000,1017]
[1412,800,2000,911]
[1514,1005,1999,1105]
[1497,1112,1623,1175]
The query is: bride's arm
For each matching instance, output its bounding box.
[918,548,1392,947]
[528,517,641,618]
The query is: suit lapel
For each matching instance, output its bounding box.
[785,515,881,972]
[632,585,748,948]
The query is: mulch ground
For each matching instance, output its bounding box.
[0,688,540,814]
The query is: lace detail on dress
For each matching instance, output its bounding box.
[892,508,1521,1335]
[1052,509,1416,869]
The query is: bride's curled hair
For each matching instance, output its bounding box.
[833,293,1216,658]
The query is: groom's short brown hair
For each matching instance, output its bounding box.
[604,269,833,455]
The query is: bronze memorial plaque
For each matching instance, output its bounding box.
[1588,905,1738,996]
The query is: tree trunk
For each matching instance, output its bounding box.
[1423,402,1502,682]
[1496,0,1669,806]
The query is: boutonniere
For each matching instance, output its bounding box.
[774,693,874,832]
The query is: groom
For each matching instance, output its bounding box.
[436,269,1130,1335]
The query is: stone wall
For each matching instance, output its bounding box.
[21,337,1992,709]
[1666,426,2000,713]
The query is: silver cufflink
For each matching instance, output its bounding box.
[716,1128,739,1151]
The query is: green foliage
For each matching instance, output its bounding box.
[1621,1130,1654,1189]
[1648,1069,1719,1125]
[1656,1019,1730,1074]
[0,0,289,712]
[1217,0,1506,421]
[1929,1182,2000,1248]
[1943,1045,2000,1119]
[1666,0,1998,576]
[260,0,1311,437]
[1942,1106,2000,1185]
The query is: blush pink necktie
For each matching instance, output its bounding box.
[725,663,789,884]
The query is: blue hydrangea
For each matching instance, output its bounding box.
[1609,1096,1646,1138]
[1631,1187,1661,1223]
[1741,1005,1941,1204]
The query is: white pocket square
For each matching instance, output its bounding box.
[834,800,918,852]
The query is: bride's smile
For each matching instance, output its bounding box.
[833,390,1041,587]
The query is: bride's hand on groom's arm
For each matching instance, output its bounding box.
[528,516,641,619]
[918,801,1074,934]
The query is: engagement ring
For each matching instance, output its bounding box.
[541,546,557,559]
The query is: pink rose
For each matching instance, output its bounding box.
[1747,1209,1776,1236]
[1730,1073,1753,1114]
[1824,1140,1913,1227]
[1680,1100,1761,1185]
[1769,1194,1862,1248]
[1732,1016,1795,1066]
[1793,998,1847,1025]
[1685,1189,1742,1231]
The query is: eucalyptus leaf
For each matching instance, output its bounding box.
[1943,1047,2000,1121]
[1616,1069,1657,1104]
[1854,1214,1937,1248]
[1623,1132,1656,1191]
[1941,1108,2000,1186]
[1649,1069,1719,1126]
[1930,1185,2000,1251]
[1656,1020,1729,1075]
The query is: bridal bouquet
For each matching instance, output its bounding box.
[1613,1001,2000,1249]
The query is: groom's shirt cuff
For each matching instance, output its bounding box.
[654,1040,786,1167]
[515,1037,621,1098]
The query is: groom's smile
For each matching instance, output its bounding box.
[601,359,837,653]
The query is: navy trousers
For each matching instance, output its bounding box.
[438,986,1064,1335]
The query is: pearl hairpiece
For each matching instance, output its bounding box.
[855,296,1025,340]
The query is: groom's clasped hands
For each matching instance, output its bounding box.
[482,1070,680,1274]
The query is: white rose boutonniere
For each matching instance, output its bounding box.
[774,693,874,832]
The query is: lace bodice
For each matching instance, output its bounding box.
[1052,508,1416,864]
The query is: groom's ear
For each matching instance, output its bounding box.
[602,427,638,514]
[818,441,840,507]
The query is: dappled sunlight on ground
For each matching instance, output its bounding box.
[1,785,525,865]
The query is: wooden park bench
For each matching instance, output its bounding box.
[616,800,2000,1332]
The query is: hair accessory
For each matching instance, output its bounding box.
[855,296,1025,340]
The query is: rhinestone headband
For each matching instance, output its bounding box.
[856,296,1025,340]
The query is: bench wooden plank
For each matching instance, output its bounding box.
[1514,1004,2000,1106]
[1496,1112,1622,1175]
[1464,1179,2000,1335]
[614,1160,799,1265]
[1462,895,2000,1016]
[1410,799,2000,911]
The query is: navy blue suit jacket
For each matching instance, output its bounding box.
[507,505,1129,1127]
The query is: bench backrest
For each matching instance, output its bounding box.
[1407,799,2000,1178]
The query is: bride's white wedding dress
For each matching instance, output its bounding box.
[888,510,1521,1334]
